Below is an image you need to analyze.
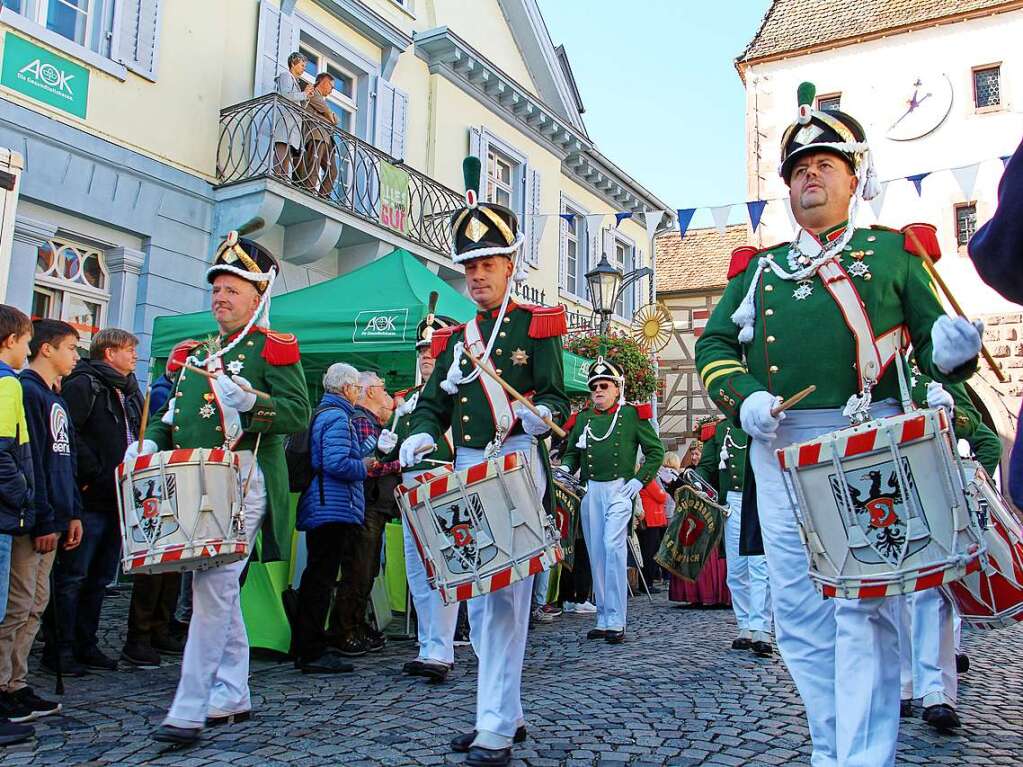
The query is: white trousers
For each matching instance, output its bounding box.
[165,453,266,728]
[579,478,632,631]
[402,469,459,666]
[455,435,541,749]
[750,405,901,767]
[724,490,772,635]
[897,589,957,707]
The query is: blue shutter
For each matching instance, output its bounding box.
[253,0,298,97]
[114,0,163,81]
[526,167,541,267]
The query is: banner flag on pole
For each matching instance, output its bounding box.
[950,163,980,201]
[614,211,633,228]
[907,172,930,197]
[868,180,888,220]
[643,210,663,242]
[676,208,696,241]
[710,204,732,234]
[746,200,768,233]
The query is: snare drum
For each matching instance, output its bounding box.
[396,451,563,604]
[777,408,985,599]
[116,449,247,574]
[944,460,1023,629]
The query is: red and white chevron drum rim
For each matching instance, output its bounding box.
[124,540,249,575]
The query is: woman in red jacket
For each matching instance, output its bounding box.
[637,464,669,593]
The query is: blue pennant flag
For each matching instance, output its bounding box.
[559,213,576,225]
[676,208,696,240]
[746,200,768,232]
[906,172,930,196]
[1001,155,1011,168]
[614,211,632,227]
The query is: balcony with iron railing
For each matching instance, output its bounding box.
[215,94,463,258]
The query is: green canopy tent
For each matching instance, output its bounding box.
[150,248,592,651]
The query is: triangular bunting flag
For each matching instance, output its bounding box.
[584,214,606,239]
[643,210,663,242]
[950,164,980,201]
[676,208,696,241]
[782,199,798,236]
[1001,155,1011,168]
[710,204,732,234]
[868,180,888,220]
[532,213,549,244]
[906,172,930,197]
[746,200,768,233]
[559,212,576,225]
[614,211,633,228]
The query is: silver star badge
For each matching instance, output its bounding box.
[227,360,244,375]
[792,280,813,300]
[199,403,216,419]
[847,260,871,279]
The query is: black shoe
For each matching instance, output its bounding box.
[647,586,662,595]
[362,630,386,653]
[731,637,753,651]
[418,661,449,684]
[900,699,914,718]
[465,745,512,766]
[152,634,186,655]
[403,659,425,675]
[0,693,35,724]
[0,718,34,746]
[299,652,354,674]
[922,704,961,732]
[41,652,89,677]
[605,630,625,645]
[121,642,161,668]
[12,688,61,719]
[206,709,252,726]
[451,726,528,753]
[751,640,773,657]
[586,629,608,640]
[153,723,201,745]
[956,653,970,674]
[77,647,118,671]
[332,635,368,657]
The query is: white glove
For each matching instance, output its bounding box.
[931,316,983,374]
[123,439,158,464]
[514,403,553,436]
[925,381,955,415]
[399,433,436,467]
[213,374,258,413]
[617,478,644,501]
[740,390,785,443]
[377,428,398,454]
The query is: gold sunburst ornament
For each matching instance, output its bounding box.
[630,303,673,353]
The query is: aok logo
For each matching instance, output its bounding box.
[18,58,75,99]
[353,308,408,342]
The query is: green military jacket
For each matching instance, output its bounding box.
[410,303,569,449]
[695,223,977,421]
[695,420,748,495]
[147,327,311,561]
[560,402,664,485]
[388,384,453,474]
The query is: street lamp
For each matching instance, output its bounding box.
[585,254,623,335]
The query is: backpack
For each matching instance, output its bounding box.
[284,405,340,493]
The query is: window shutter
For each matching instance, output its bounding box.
[526,167,541,267]
[114,0,163,81]
[373,76,409,159]
[634,247,644,314]
[253,0,297,97]
[468,127,482,158]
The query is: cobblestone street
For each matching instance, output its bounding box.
[3,587,1021,766]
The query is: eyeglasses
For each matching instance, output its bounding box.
[589,382,613,392]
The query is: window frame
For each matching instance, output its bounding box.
[481,131,527,220]
[299,42,360,134]
[972,63,1003,113]
[558,194,591,306]
[953,201,978,253]
[31,234,111,346]
[816,93,841,111]
[610,229,637,321]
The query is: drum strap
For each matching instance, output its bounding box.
[818,260,906,391]
[463,318,519,445]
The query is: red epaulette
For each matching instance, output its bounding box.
[632,402,654,420]
[562,402,590,434]
[520,304,568,339]
[698,421,719,443]
[253,327,301,366]
[726,243,782,279]
[431,325,463,358]
[167,339,202,373]
[901,223,942,263]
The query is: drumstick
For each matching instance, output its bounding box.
[904,227,1007,383]
[183,363,272,400]
[136,385,152,451]
[771,385,817,417]
[462,347,567,439]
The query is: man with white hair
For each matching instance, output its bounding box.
[293,362,375,674]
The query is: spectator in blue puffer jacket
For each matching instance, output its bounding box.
[293,362,372,674]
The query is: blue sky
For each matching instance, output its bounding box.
[537,0,771,226]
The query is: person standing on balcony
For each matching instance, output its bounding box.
[299,73,339,200]
[272,52,309,180]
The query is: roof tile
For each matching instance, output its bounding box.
[655,225,750,295]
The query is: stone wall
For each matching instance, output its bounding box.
[983,311,1023,410]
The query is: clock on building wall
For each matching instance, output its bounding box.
[886,74,954,141]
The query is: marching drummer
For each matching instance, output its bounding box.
[559,357,663,643]
[397,157,569,767]
[382,314,458,684]
[128,235,311,745]
[693,418,772,657]
[695,82,982,766]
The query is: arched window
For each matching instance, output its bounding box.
[31,236,110,349]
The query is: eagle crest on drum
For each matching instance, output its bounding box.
[434,493,498,573]
[830,457,930,566]
[130,476,179,544]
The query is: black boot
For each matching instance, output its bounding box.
[451,726,528,754]
[922,704,961,733]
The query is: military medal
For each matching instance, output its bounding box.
[227,359,245,375]
[792,280,814,300]
[510,348,529,366]
[199,403,216,419]
[847,260,871,279]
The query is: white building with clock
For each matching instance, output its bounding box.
[735,0,1023,452]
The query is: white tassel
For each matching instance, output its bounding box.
[440,341,464,395]
[719,443,728,470]
[576,429,588,449]
[861,150,880,201]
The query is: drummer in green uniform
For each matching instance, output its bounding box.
[131,234,310,745]
[694,82,982,765]
[559,357,663,644]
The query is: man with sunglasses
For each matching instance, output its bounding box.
[558,357,663,644]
